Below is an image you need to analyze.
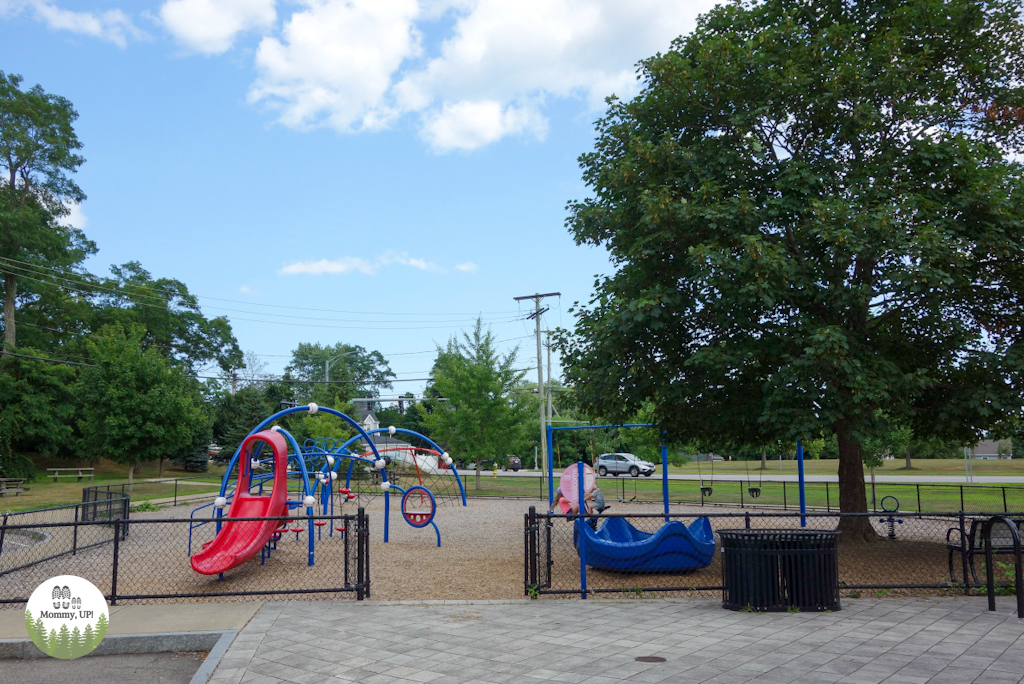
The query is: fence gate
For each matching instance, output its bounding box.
[524,506,552,595]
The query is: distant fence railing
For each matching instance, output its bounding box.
[82,475,222,508]
[0,497,129,578]
[459,473,1024,513]
[0,511,370,605]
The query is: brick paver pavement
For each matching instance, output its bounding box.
[209,597,1024,684]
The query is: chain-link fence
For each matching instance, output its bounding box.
[524,509,1024,599]
[0,497,129,578]
[0,511,370,605]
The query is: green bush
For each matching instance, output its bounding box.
[174,450,209,473]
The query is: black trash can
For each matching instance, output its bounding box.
[720,529,841,612]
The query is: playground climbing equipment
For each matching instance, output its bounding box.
[189,404,467,576]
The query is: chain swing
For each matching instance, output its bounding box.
[745,459,761,498]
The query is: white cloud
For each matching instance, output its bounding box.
[248,0,421,131]
[422,100,546,152]
[279,257,376,275]
[160,0,276,55]
[166,0,717,150]
[59,203,88,229]
[2,0,146,47]
[455,261,478,272]
[279,251,446,276]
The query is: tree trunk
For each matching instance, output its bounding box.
[3,272,15,348]
[836,422,879,541]
[475,460,480,491]
[158,457,164,478]
[127,464,134,495]
[904,447,912,470]
[760,447,767,470]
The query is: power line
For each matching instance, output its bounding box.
[0,255,522,317]
[0,260,528,329]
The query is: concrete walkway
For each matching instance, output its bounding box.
[208,598,1024,684]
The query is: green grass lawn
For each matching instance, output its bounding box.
[2,456,228,513]
[664,457,1024,478]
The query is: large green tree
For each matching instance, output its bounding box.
[559,0,1024,538]
[76,323,209,486]
[0,71,93,348]
[284,342,394,402]
[424,319,527,490]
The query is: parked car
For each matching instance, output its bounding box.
[596,452,656,477]
[501,456,521,472]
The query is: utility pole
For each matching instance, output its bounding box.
[514,292,560,486]
[544,331,554,421]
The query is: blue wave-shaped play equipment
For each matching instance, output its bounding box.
[573,516,716,572]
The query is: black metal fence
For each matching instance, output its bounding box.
[0,510,370,605]
[0,497,129,578]
[82,476,222,508]
[524,508,1024,600]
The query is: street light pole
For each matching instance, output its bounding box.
[325,350,358,384]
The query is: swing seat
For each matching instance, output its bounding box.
[747,487,761,498]
[701,486,713,496]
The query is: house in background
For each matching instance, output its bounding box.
[970,439,1012,460]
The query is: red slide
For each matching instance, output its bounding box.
[191,430,290,575]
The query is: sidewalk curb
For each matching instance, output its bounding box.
[0,629,235,663]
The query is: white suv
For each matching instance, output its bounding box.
[596,453,656,477]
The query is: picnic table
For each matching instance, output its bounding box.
[0,478,25,496]
[947,516,1024,587]
[46,467,95,483]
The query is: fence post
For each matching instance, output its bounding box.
[740,481,744,508]
[0,513,7,563]
[111,518,121,606]
[363,508,370,599]
[825,482,830,512]
[1003,488,1007,513]
[745,511,750,530]
[783,481,787,510]
[959,512,969,592]
[917,485,922,513]
[577,461,588,600]
[960,486,965,513]
[527,506,538,592]
[73,504,79,555]
[174,479,178,506]
[356,507,365,601]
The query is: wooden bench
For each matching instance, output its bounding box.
[0,478,25,496]
[947,517,1024,587]
[46,467,95,483]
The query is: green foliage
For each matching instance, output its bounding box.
[76,323,209,480]
[173,449,209,472]
[0,350,78,460]
[285,342,394,402]
[667,452,689,467]
[559,0,1024,517]
[423,318,528,489]
[129,501,161,512]
[0,70,94,347]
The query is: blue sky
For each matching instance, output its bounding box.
[1,0,717,393]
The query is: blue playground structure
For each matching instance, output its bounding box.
[547,424,718,583]
[188,403,467,574]
[573,516,716,572]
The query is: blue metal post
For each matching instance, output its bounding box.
[547,425,555,509]
[661,438,669,521]
[577,460,587,599]
[797,440,806,527]
[384,489,390,542]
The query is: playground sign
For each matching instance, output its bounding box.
[559,463,596,504]
[24,575,108,659]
